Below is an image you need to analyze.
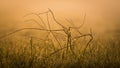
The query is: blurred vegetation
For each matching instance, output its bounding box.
[0,9,120,68]
[0,36,119,68]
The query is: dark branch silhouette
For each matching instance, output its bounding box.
[0,9,93,59]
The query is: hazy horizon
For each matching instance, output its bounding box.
[0,0,120,38]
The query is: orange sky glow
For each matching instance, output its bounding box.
[0,0,120,37]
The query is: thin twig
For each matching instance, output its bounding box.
[0,9,93,61]
[46,32,93,58]
[24,13,47,28]
[66,19,82,35]
[46,13,62,49]
[0,28,63,40]
[25,19,44,28]
[78,13,86,28]
[48,9,66,29]
[38,10,50,15]
[79,29,93,60]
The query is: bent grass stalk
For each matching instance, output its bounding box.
[0,9,93,59]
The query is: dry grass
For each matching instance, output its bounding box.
[0,37,120,68]
[0,9,120,68]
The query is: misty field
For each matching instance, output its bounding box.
[0,9,120,68]
[0,36,120,68]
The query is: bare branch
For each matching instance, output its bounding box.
[46,13,62,48]
[24,13,47,28]
[38,10,50,15]
[25,19,44,28]
[46,13,51,29]
[0,9,93,60]
[72,34,91,40]
[46,33,93,58]
[0,28,64,40]
[48,8,66,29]
[78,13,86,28]
[47,42,74,58]
[66,19,82,35]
